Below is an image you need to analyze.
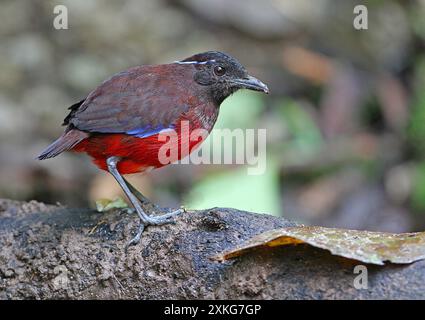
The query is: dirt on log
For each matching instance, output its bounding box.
[0,198,424,299]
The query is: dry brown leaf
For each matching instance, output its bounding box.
[212,226,425,265]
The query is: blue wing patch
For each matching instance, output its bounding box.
[126,125,175,138]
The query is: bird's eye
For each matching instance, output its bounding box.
[214,66,226,76]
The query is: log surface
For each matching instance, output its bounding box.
[0,199,424,299]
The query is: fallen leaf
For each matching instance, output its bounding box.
[212,226,425,265]
[95,197,128,212]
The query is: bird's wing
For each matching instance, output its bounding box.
[66,65,191,137]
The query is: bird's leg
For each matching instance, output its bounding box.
[122,177,159,211]
[122,177,185,219]
[106,157,180,247]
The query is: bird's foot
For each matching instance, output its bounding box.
[126,205,186,224]
[125,207,186,250]
[147,206,186,224]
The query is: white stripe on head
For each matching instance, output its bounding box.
[174,59,216,65]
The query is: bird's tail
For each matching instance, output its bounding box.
[37,129,89,160]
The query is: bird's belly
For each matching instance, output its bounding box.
[73,127,209,174]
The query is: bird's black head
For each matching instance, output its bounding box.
[177,51,269,105]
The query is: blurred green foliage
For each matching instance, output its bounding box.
[215,90,265,130]
[278,99,323,155]
[408,56,425,212]
[184,90,281,216]
[411,163,425,212]
[184,157,281,216]
[408,57,425,157]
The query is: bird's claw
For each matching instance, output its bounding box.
[153,207,184,220]
[125,223,145,251]
[125,207,184,251]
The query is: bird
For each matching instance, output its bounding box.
[38,51,269,247]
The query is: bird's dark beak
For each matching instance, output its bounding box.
[232,75,269,94]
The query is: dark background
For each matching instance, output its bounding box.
[1,0,425,232]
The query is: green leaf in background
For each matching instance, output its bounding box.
[184,157,281,216]
[197,90,266,166]
[180,90,265,167]
[278,98,323,155]
[183,90,278,215]
[215,90,265,130]
[409,57,425,213]
[95,197,128,212]
[411,162,425,211]
[407,58,425,157]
